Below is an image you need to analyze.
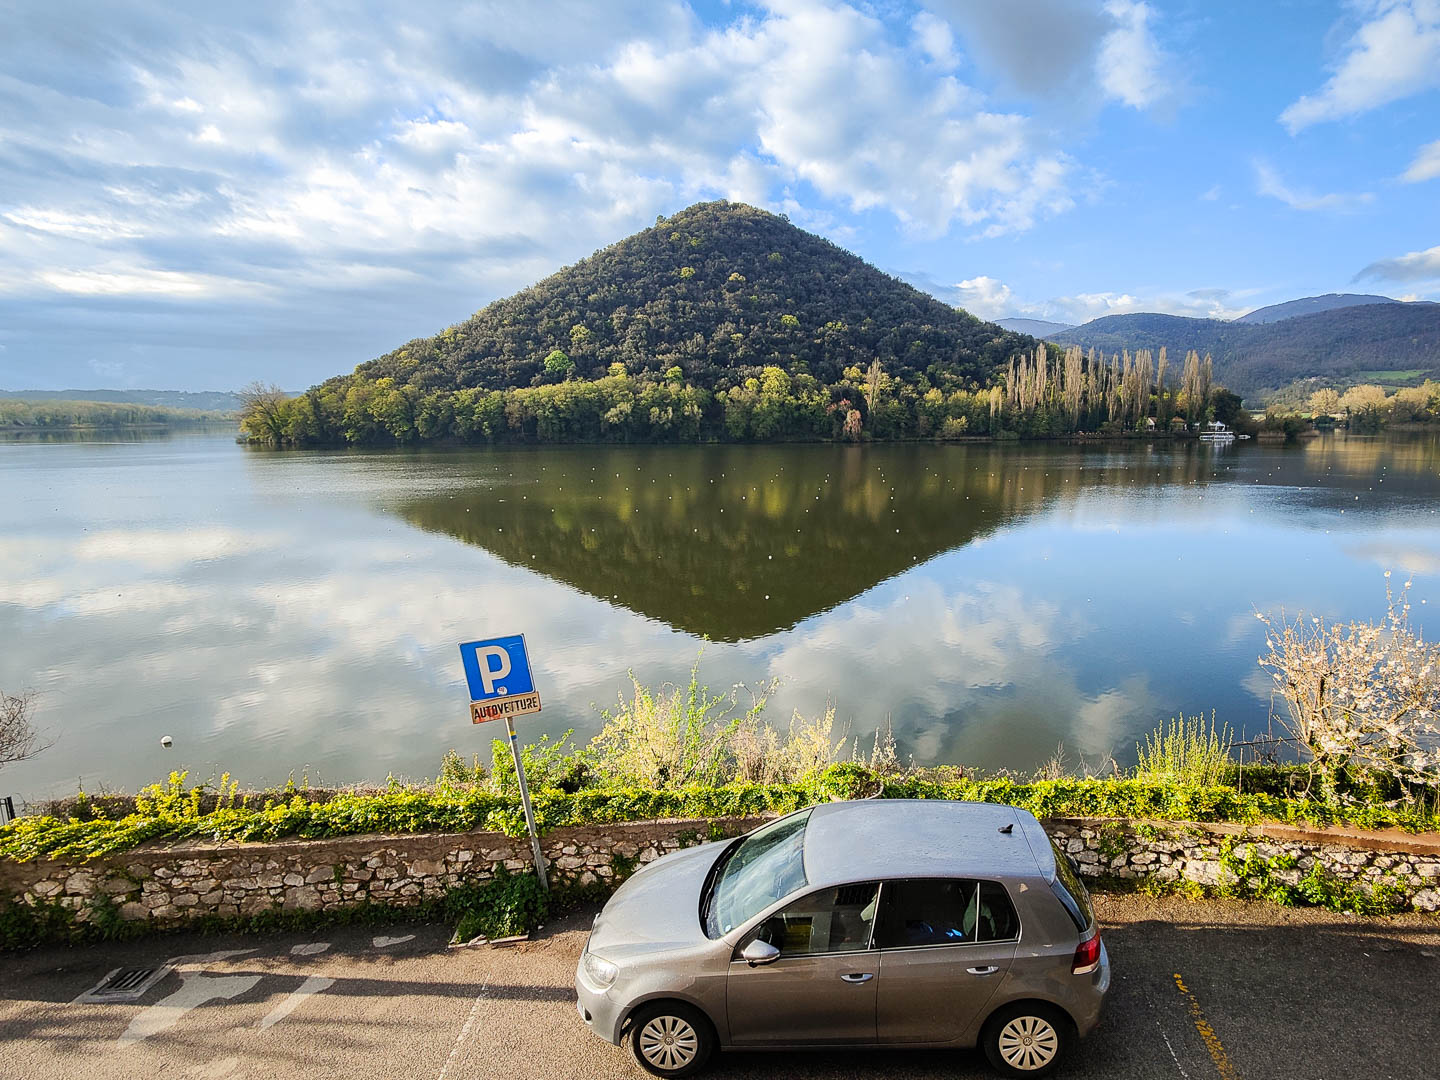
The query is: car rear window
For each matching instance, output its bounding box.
[1048,839,1095,932]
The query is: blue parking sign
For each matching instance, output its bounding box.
[460,635,541,725]
[459,634,535,701]
[458,634,548,889]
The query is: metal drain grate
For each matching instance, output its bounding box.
[75,965,172,1003]
[105,969,158,993]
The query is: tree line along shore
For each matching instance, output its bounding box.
[0,399,234,431]
[237,347,1440,448]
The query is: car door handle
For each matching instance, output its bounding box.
[967,966,999,976]
[840,972,874,983]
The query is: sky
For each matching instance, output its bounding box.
[1,0,1438,391]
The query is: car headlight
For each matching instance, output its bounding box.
[583,952,619,989]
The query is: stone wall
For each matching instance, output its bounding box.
[0,817,762,929]
[1048,818,1440,912]
[3,813,1438,931]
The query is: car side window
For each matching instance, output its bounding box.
[978,881,1020,942]
[749,882,881,957]
[874,879,1020,948]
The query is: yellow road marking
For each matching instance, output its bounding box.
[1173,973,1241,1080]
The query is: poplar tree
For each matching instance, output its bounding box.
[1156,347,1170,427]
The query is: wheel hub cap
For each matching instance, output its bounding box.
[639,1015,698,1072]
[998,1015,1059,1071]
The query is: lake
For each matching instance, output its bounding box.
[3,430,1438,804]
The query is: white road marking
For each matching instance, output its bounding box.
[290,942,331,956]
[437,981,488,1080]
[120,975,261,1046]
[1158,1019,1191,1078]
[118,950,260,1048]
[373,934,415,949]
[258,975,335,1030]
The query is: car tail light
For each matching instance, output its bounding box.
[1072,933,1102,975]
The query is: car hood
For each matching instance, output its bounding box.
[587,841,724,960]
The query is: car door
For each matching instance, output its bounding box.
[725,881,881,1046]
[874,879,1021,1044]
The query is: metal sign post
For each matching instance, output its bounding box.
[459,634,549,893]
[504,715,548,892]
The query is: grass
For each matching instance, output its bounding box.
[1353,369,1431,385]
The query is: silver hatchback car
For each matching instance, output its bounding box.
[576,800,1109,1078]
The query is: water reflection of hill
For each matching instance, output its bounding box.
[394,444,1222,641]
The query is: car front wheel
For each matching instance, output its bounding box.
[982,1002,1072,1077]
[628,1002,716,1078]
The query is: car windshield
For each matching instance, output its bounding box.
[703,810,811,938]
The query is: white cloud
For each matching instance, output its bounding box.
[0,0,1084,383]
[1402,138,1440,182]
[36,266,253,298]
[912,11,959,69]
[1357,244,1440,283]
[1096,1,1171,109]
[1254,161,1373,212]
[3,209,143,240]
[1052,290,1252,322]
[73,527,281,568]
[1344,539,1440,576]
[939,275,1257,324]
[1280,0,1440,132]
[953,276,1015,319]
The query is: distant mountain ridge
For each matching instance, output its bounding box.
[1047,302,1440,396]
[0,389,244,412]
[1236,293,1401,325]
[995,317,1074,337]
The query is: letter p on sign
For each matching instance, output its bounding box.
[476,647,511,695]
[459,635,535,702]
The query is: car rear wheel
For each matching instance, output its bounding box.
[982,1002,1072,1077]
[629,1002,716,1078]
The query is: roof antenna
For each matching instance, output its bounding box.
[998,823,1014,834]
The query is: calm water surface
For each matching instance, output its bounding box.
[3,431,1439,802]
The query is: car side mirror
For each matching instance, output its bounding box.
[740,939,781,966]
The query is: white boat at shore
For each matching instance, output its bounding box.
[1199,421,1236,442]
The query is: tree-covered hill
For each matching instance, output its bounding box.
[350,200,1027,393]
[1051,303,1440,397]
[243,201,1275,447]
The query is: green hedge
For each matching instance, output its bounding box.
[3,765,1436,864]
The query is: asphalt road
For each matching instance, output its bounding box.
[1,894,1437,1080]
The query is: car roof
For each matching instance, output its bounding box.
[800,800,1053,887]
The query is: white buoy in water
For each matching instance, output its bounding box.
[161,735,173,748]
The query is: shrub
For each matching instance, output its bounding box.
[1136,713,1233,788]
[588,659,773,788]
[6,765,1437,865]
[488,731,590,794]
[448,866,548,943]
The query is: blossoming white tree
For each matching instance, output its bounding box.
[1258,575,1440,800]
